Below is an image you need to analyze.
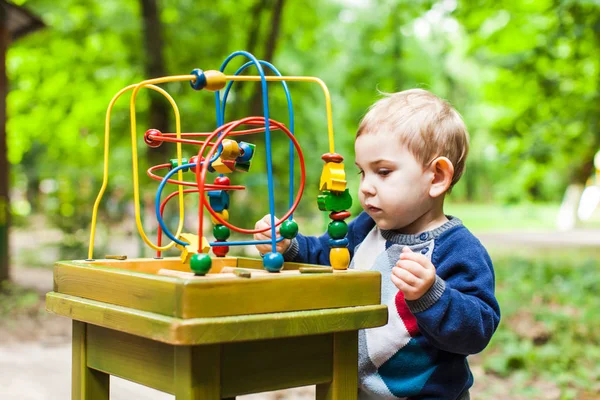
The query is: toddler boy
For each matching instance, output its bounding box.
[255,89,500,399]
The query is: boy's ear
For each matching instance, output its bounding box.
[428,157,454,198]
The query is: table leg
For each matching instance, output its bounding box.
[175,344,221,400]
[316,331,358,400]
[72,321,110,400]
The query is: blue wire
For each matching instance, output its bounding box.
[155,162,289,248]
[156,163,195,246]
[219,60,296,219]
[215,51,278,254]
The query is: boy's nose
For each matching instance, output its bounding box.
[360,179,376,196]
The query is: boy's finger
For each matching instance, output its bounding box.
[391,273,413,293]
[402,246,413,253]
[396,259,427,279]
[400,251,434,270]
[392,266,420,287]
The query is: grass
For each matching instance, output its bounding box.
[479,248,600,398]
[445,202,561,231]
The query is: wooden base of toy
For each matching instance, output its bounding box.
[47,257,387,399]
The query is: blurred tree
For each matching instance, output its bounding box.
[140,0,170,164]
[455,0,600,202]
[0,0,43,282]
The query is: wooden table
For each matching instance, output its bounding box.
[46,257,387,400]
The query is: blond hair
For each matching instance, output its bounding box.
[357,89,469,188]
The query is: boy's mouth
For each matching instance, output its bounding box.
[366,205,383,213]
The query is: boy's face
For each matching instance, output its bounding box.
[355,133,433,232]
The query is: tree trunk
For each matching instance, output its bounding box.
[248,0,285,117]
[0,8,9,283]
[139,0,169,160]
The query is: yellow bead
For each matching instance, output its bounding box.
[319,162,347,192]
[176,233,210,263]
[330,248,350,270]
[204,70,227,91]
[212,157,235,173]
[210,210,229,224]
[220,139,240,160]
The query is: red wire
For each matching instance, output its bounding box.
[146,164,246,190]
[195,117,306,246]
[158,126,280,138]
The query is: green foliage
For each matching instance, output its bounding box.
[484,249,600,396]
[456,0,600,201]
[8,0,600,243]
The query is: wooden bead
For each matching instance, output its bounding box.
[210,210,229,224]
[263,252,284,272]
[214,176,230,186]
[212,157,236,174]
[330,248,350,270]
[280,220,299,239]
[213,224,231,241]
[329,211,351,221]
[204,70,227,91]
[319,162,346,192]
[235,160,251,172]
[190,253,212,276]
[317,189,353,212]
[237,141,255,163]
[321,153,344,163]
[144,129,163,148]
[212,242,230,257]
[220,139,241,160]
[169,157,189,172]
[208,190,229,212]
[328,221,348,239]
[329,238,349,248]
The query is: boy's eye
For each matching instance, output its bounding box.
[378,169,391,177]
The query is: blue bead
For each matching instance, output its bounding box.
[208,190,230,212]
[237,141,255,163]
[190,68,206,90]
[420,247,429,254]
[419,233,428,241]
[263,252,284,272]
[328,238,349,248]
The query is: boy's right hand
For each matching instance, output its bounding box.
[254,214,291,255]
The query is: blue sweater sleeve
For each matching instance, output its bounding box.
[284,211,375,266]
[406,226,501,355]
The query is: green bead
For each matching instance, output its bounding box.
[280,220,299,239]
[213,224,231,241]
[328,221,348,239]
[169,157,189,172]
[190,253,212,276]
[317,189,353,212]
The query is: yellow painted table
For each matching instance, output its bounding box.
[46,257,387,400]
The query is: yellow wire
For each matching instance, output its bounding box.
[225,75,335,154]
[129,75,196,251]
[87,77,193,259]
[89,73,335,259]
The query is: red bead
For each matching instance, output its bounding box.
[321,153,344,163]
[212,241,229,257]
[144,129,163,148]
[329,210,351,221]
[214,176,230,186]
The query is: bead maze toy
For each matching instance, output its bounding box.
[86,50,353,275]
[46,51,387,400]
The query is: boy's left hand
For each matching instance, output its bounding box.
[391,247,437,301]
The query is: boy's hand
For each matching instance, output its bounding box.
[391,247,437,301]
[253,214,291,255]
